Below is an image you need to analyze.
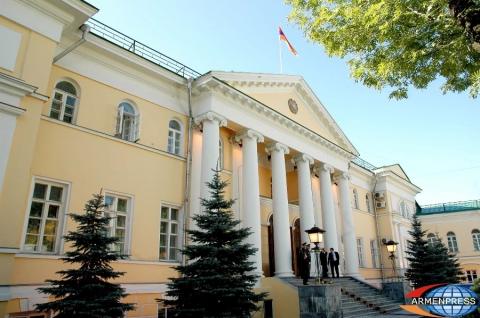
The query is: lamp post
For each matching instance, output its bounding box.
[306,225,326,284]
[382,239,398,278]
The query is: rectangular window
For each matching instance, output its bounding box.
[104,193,131,254]
[356,238,365,267]
[370,239,380,268]
[466,270,478,283]
[23,181,67,253]
[159,206,179,261]
[264,299,273,318]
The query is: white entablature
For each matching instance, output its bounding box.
[192,73,357,172]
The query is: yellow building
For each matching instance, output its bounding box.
[417,200,480,283]
[0,1,423,317]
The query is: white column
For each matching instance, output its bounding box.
[336,172,360,278]
[236,129,264,278]
[194,112,227,200]
[317,163,339,251]
[188,129,203,232]
[0,106,23,193]
[293,154,316,244]
[266,142,293,277]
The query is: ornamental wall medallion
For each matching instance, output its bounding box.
[288,98,298,114]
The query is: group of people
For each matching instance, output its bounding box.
[298,243,340,285]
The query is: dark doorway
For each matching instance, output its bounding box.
[267,215,275,277]
[291,218,301,276]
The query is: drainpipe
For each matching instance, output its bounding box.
[372,176,386,283]
[182,77,194,267]
[53,24,90,63]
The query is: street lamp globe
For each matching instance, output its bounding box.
[305,226,325,246]
[385,240,398,253]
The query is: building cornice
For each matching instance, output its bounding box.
[79,33,188,85]
[193,75,356,161]
[376,171,422,194]
[208,71,359,157]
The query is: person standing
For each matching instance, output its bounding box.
[328,247,340,278]
[320,248,328,278]
[299,243,311,285]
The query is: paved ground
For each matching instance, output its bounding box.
[356,310,421,317]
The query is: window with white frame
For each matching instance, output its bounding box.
[218,138,224,170]
[353,189,359,209]
[366,194,372,213]
[115,102,139,142]
[50,81,78,123]
[23,181,67,253]
[466,270,478,283]
[370,239,380,268]
[356,238,365,267]
[167,120,182,155]
[472,229,480,251]
[159,206,180,261]
[104,194,131,254]
[427,233,436,247]
[447,231,459,253]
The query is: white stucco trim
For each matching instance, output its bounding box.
[192,78,352,171]
[209,71,359,156]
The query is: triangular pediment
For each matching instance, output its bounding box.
[375,164,411,182]
[210,71,359,156]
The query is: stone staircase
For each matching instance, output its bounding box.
[282,276,404,317]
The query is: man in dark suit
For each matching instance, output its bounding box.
[327,247,340,278]
[299,243,311,285]
[320,248,328,278]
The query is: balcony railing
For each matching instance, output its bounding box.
[417,199,480,214]
[351,157,377,171]
[85,18,201,79]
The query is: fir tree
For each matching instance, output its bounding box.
[427,235,462,284]
[162,169,267,317]
[405,214,432,288]
[405,214,462,288]
[36,193,134,318]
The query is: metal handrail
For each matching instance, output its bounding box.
[85,18,201,79]
[352,157,377,171]
[417,199,480,214]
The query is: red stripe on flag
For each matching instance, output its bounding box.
[278,27,298,56]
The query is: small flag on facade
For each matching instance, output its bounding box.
[278,27,298,56]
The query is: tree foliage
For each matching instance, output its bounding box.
[287,0,480,99]
[162,169,267,317]
[36,194,134,318]
[405,214,462,288]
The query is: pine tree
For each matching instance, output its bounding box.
[427,235,462,284]
[36,194,134,318]
[162,169,267,317]
[405,214,462,288]
[405,214,432,288]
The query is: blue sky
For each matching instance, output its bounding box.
[88,0,479,205]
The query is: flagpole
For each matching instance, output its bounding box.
[278,35,283,74]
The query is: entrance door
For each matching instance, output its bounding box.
[291,218,301,276]
[267,215,275,277]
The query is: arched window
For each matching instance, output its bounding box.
[353,189,359,209]
[365,194,372,213]
[472,229,480,251]
[218,138,224,170]
[167,119,182,155]
[447,232,459,253]
[427,233,436,247]
[116,102,139,142]
[50,80,78,123]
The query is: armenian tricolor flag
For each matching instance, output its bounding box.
[278,27,298,56]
